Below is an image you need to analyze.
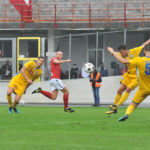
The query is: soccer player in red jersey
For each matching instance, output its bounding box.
[32,51,75,112]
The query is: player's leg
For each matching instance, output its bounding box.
[114,84,126,104]
[106,84,126,114]
[62,87,69,109]
[38,88,58,100]
[113,73,128,106]
[32,87,58,99]
[61,87,74,112]
[12,84,26,113]
[13,94,22,113]
[126,102,138,116]
[50,89,58,99]
[7,86,14,113]
[32,79,58,100]
[118,90,146,121]
[116,79,138,106]
[7,80,19,113]
[116,87,132,106]
[118,102,138,121]
[112,73,129,106]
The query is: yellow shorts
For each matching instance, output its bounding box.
[8,80,27,97]
[133,89,150,104]
[120,73,138,90]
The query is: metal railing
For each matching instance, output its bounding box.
[0,2,150,28]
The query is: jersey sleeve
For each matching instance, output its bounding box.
[24,61,35,69]
[129,57,140,67]
[51,57,57,64]
[130,46,143,56]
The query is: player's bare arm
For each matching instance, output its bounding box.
[142,39,150,48]
[24,85,30,94]
[53,51,72,64]
[53,59,72,64]
[24,77,37,94]
[107,47,129,64]
[21,66,33,84]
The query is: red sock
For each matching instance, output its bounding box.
[63,93,69,109]
[40,90,52,99]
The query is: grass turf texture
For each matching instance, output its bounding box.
[0,106,150,150]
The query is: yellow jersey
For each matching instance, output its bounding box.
[12,61,42,86]
[129,56,150,90]
[119,46,143,76]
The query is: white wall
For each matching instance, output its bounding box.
[1,77,150,107]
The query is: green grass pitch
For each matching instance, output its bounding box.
[0,105,150,150]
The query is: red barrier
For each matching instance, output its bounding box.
[0,2,150,28]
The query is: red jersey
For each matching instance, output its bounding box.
[50,57,61,79]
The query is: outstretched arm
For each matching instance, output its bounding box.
[142,39,150,48]
[107,47,130,64]
[53,59,72,64]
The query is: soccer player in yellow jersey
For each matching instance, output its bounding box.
[106,39,150,114]
[107,43,150,121]
[7,57,45,114]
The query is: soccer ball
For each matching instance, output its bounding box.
[20,99,25,106]
[84,63,94,73]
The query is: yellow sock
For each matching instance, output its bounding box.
[114,93,122,105]
[126,105,136,115]
[7,95,12,107]
[117,92,129,106]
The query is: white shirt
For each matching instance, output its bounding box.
[81,67,89,78]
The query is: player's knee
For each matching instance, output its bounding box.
[64,90,69,95]
[51,96,57,100]
[62,90,69,94]
[7,91,12,96]
[64,88,69,94]
[132,101,138,107]
[7,87,13,96]
[15,101,19,104]
[117,89,123,94]
[126,88,132,93]
[62,87,69,94]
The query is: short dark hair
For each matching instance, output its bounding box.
[144,44,150,51]
[118,44,127,51]
[38,56,45,60]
